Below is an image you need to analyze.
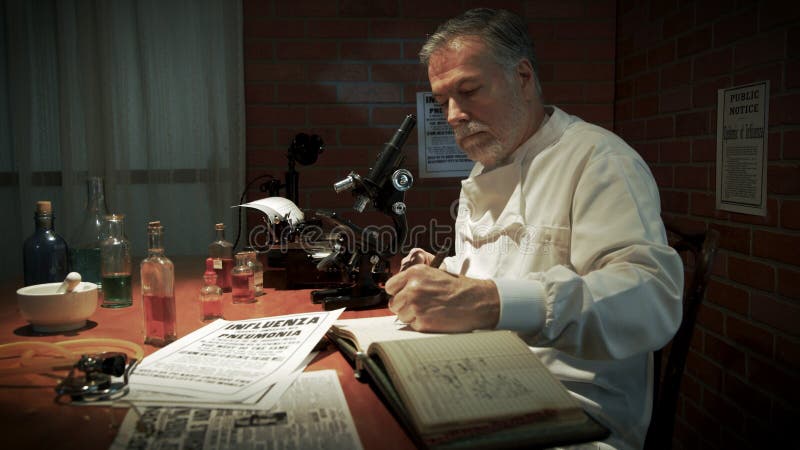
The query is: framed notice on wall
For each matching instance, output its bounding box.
[716,81,770,216]
[415,92,474,178]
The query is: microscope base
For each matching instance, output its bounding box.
[311,285,388,310]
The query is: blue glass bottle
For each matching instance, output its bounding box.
[23,201,69,286]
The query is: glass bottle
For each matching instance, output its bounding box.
[208,223,233,292]
[244,248,264,296]
[22,201,69,286]
[231,251,255,304]
[141,221,177,346]
[100,214,132,307]
[200,257,223,321]
[69,177,109,287]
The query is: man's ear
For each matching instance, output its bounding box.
[516,59,537,100]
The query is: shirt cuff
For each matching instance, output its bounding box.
[493,278,547,333]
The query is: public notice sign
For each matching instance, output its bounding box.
[716,81,769,216]
[415,91,474,178]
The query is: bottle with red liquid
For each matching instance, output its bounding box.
[208,223,233,292]
[231,251,255,304]
[200,257,223,321]
[140,220,176,346]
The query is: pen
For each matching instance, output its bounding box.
[429,244,450,269]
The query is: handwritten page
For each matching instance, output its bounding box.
[129,309,343,402]
[233,196,305,226]
[369,330,582,434]
[330,315,443,352]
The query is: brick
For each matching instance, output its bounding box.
[245,85,275,103]
[648,41,676,68]
[723,372,772,414]
[768,164,800,195]
[341,42,402,60]
[339,0,398,17]
[554,21,615,40]
[660,86,692,113]
[751,293,800,337]
[246,63,306,82]
[734,30,787,70]
[677,27,712,58]
[692,138,715,162]
[340,126,397,146]
[634,95,659,117]
[661,60,692,90]
[634,71,659,95]
[244,19,306,39]
[246,127,275,147]
[401,0,464,19]
[712,223,751,254]
[306,63,368,82]
[615,99,633,122]
[780,199,800,230]
[663,6,695,38]
[370,19,436,39]
[727,256,775,292]
[728,197,779,227]
[246,106,306,125]
[753,230,800,265]
[372,64,427,83]
[307,20,369,38]
[748,355,800,403]
[686,350,723,391]
[784,130,800,160]
[694,48,733,81]
[776,336,800,371]
[616,120,647,143]
[372,106,415,125]
[704,333,747,376]
[276,127,337,148]
[661,189,689,214]
[554,62,614,81]
[275,1,338,17]
[651,165,674,188]
[276,84,337,103]
[713,9,758,47]
[692,76,731,108]
[690,192,730,220]
[584,82,614,102]
[771,93,800,126]
[621,52,647,79]
[660,140,691,162]
[697,303,725,335]
[636,142,659,163]
[676,111,709,137]
[706,278,750,315]
[276,42,338,60]
[675,165,708,190]
[584,40,615,61]
[647,116,675,139]
[788,60,800,89]
[702,389,746,430]
[726,314,774,357]
[760,1,800,29]
[338,84,402,103]
[308,106,369,125]
[733,64,783,95]
[244,42,274,59]
[538,39,586,62]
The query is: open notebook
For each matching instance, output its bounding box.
[328,316,609,449]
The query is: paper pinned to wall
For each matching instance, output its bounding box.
[233,197,305,225]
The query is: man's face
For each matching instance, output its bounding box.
[428,37,534,168]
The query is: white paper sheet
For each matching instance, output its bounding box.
[233,196,305,226]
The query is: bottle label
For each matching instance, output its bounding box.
[213,258,223,270]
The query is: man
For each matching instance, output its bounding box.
[384,8,684,450]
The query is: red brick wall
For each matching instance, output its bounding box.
[243,0,616,241]
[616,1,799,448]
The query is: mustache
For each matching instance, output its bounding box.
[453,121,490,139]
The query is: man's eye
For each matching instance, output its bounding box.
[462,87,479,96]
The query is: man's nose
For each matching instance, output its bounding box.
[446,99,468,126]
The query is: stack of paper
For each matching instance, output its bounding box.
[121,309,344,411]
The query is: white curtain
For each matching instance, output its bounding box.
[1,0,245,281]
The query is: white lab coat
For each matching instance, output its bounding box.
[442,106,684,449]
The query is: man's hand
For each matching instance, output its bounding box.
[385,264,500,333]
[399,248,435,271]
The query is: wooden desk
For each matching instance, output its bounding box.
[0,258,414,450]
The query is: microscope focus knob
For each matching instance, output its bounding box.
[391,169,414,191]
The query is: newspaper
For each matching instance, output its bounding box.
[128,309,344,403]
[111,370,363,450]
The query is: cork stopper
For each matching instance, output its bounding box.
[148,220,162,228]
[215,223,225,230]
[36,201,52,214]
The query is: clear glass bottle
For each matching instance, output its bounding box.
[244,248,264,296]
[69,177,109,287]
[100,214,132,307]
[23,201,69,286]
[208,223,233,292]
[141,221,176,346]
[231,251,255,304]
[200,257,223,321]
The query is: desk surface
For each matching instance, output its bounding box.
[0,258,414,450]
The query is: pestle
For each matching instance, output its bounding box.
[56,272,82,294]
